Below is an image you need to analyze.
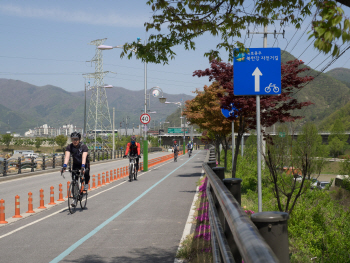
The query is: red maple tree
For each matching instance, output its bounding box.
[193,59,314,177]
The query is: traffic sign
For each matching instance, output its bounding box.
[221,103,237,118]
[234,48,281,96]
[140,113,151,124]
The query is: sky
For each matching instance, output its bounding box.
[0,1,350,96]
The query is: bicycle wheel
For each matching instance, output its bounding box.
[129,164,133,182]
[68,182,78,214]
[134,164,137,180]
[80,184,87,209]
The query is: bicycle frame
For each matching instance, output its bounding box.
[128,156,137,181]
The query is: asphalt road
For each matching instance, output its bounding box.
[0,150,206,263]
[0,151,173,218]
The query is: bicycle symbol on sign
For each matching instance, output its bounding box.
[264,83,279,93]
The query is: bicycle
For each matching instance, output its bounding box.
[128,155,138,182]
[61,169,88,214]
[174,150,178,162]
[188,149,192,157]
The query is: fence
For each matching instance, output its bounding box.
[0,148,163,177]
[204,147,290,263]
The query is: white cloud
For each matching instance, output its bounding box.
[0,4,148,27]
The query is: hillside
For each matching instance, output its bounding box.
[0,79,194,134]
[279,52,350,124]
[326,68,350,88]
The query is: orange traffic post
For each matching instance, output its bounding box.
[126,166,129,176]
[88,182,91,190]
[48,186,56,205]
[92,175,97,189]
[0,199,8,224]
[102,173,106,185]
[13,195,22,218]
[26,192,35,213]
[38,189,46,209]
[114,169,117,180]
[98,174,101,187]
[117,168,120,179]
[106,171,110,184]
[57,184,65,201]
[122,167,125,177]
[66,182,70,198]
[110,170,113,182]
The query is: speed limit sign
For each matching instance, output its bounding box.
[140,113,151,124]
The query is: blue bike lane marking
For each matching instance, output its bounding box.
[50,151,201,263]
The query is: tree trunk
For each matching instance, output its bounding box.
[216,138,220,165]
[223,137,228,171]
[231,116,245,178]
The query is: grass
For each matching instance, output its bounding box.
[176,176,212,263]
[320,161,341,175]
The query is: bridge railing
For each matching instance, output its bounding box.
[204,147,290,263]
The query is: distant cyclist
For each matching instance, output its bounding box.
[173,140,179,161]
[187,141,193,155]
[123,135,141,172]
[61,132,90,206]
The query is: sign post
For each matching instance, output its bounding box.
[140,113,151,171]
[221,104,236,175]
[234,47,281,212]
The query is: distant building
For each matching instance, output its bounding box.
[24,129,35,137]
[25,124,83,137]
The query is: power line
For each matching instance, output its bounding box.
[293,44,350,97]
[297,39,316,59]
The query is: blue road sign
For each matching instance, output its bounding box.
[221,103,237,118]
[234,48,281,96]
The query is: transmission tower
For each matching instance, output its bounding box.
[84,38,112,150]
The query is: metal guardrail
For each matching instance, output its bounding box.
[204,147,289,263]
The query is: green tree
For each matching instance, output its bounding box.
[329,118,348,143]
[55,135,68,149]
[120,0,350,64]
[294,123,323,180]
[262,123,325,214]
[1,134,13,149]
[34,138,43,151]
[329,136,344,157]
[14,139,23,147]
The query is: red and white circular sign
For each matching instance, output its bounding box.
[140,113,151,124]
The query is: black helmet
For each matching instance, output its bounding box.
[71,131,81,140]
[131,135,136,142]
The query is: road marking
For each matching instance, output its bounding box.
[50,151,201,263]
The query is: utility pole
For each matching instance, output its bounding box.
[83,38,112,150]
[143,39,149,171]
[248,23,284,213]
[113,107,115,158]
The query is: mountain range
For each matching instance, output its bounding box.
[0,78,194,134]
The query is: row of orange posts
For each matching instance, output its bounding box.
[0,152,186,224]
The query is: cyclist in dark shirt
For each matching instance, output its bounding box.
[61,132,90,192]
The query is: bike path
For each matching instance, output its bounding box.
[0,150,206,263]
[0,151,173,220]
